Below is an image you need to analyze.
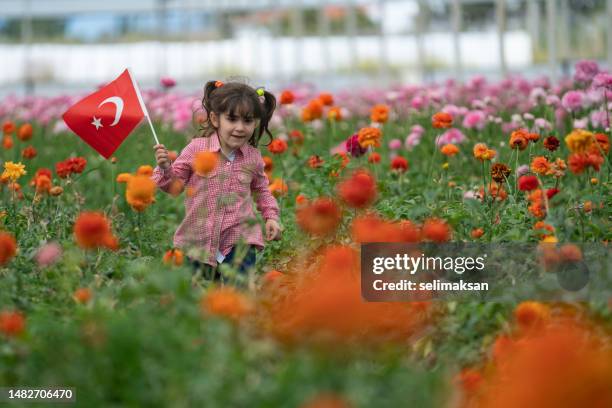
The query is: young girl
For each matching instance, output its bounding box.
[152,80,282,280]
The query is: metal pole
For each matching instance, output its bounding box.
[547,0,558,81]
[608,0,612,69]
[290,1,304,81]
[345,0,358,74]
[451,0,463,81]
[21,0,34,95]
[318,3,331,74]
[416,0,427,82]
[526,0,540,53]
[378,0,388,78]
[495,0,507,77]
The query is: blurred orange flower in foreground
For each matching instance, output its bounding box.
[193,151,219,176]
[370,104,390,123]
[73,211,118,250]
[202,287,252,322]
[126,175,156,212]
[0,231,17,266]
[266,245,433,345]
[163,248,184,266]
[432,112,453,129]
[0,310,25,337]
[337,170,377,209]
[296,197,342,236]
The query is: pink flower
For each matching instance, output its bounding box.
[435,128,466,146]
[593,72,612,91]
[388,138,402,150]
[534,118,552,132]
[35,242,62,267]
[516,164,530,177]
[561,90,585,112]
[411,124,425,135]
[405,132,423,150]
[462,110,487,130]
[574,60,600,84]
[590,110,610,129]
[160,77,176,89]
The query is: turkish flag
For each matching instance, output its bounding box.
[62,69,145,159]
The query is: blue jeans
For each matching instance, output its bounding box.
[188,245,257,281]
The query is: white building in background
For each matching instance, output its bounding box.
[0,0,611,95]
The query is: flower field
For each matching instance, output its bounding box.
[1,61,611,407]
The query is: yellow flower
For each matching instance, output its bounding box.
[2,161,26,182]
[540,235,558,244]
[565,129,594,153]
[442,162,449,169]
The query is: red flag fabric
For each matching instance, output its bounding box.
[62,69,145,159]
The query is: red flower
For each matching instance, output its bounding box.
[21,146,37,159]
[368,152,381,163]
[67,157,87,174]
[289,129,304,145]
[0,232,17,266]
[568,152,604,174]
[268,139,288,155]
[518,175,539,191]
[422,218,452,242]
[308,155,324,169]
[0,310,25,337]
[296,197,342,236]
[391,156,408,172]
[432,112,453,129]
[73,211,118,250]
[337,170,377,209]
[279,90,295,105]
[546,188,560,199]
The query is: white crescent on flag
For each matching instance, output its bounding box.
[98,96,124,126]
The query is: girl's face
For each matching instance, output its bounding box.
[210,111,259,152]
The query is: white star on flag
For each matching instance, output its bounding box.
[91,116,103,130]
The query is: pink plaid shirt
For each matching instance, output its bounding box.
[151,133,279,266]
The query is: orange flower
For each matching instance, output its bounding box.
[268,178,288,197]
[441,143,459,156]
[0,232,17,266]
[268,139,288,154]
[193,151,219,176]
[116,173,132,183]
[295,194,308,206]
[526,132,540,142]
[296,197,342,236]
[351,214,420,243]
[509,129,529,150]
[471,228,484,239]
[300,393,352,408]
[262,156,273,172]
[163,248,184,266]
[136,165,154,177]
[0,310,25,337]
[302,99,324,122]
[17,123,33,141]
[2,135,13,150]
[455,368,483,394]
[2,121,15,134]
[126,175,156,212]
[202,287,252,322]
[368,152,381,163]
[168,179,184,197]
[21,146,37,159]
[327,106,343,121]
[533,221,555,239]
[594,133,609,154]
[34,175,52,194]
[421,218,452,242]
[73,211,117,250]
[568,151,604,174]
[357,127,382,149]
[73,288,93,304]
[289,129,304,145]
[530,156,551,176]
[308,155,324,169]
[432,112,453,129]
[49,186,63,196]
[318,92,334,106]
[370,104,390,123]
[279,90,295,105]
[337,170,377,209]
[473,143,496,161]
[514,301,549,331]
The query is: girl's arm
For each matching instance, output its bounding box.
[151,143,194,194]
[251,157,280,221]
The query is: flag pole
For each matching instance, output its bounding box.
[127,68,160,145]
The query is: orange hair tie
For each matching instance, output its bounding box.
[214,81,224,88]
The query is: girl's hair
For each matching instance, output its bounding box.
[197,79,276,147]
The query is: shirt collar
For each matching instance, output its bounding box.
[209,132,247,158]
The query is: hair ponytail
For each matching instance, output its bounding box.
[256,90,277,146]
[196,80,220,138]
